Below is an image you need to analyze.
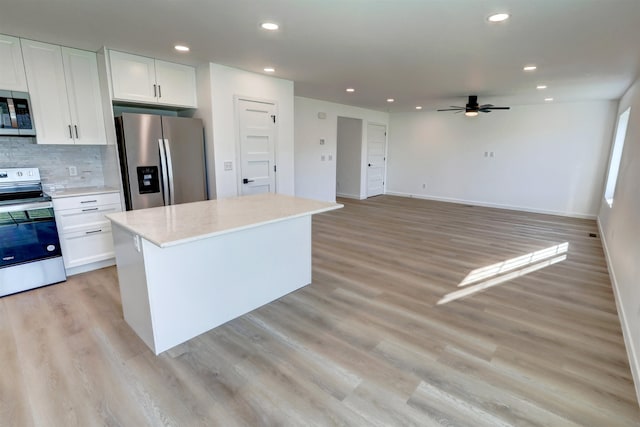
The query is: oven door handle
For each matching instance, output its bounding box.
[0,201,53,213]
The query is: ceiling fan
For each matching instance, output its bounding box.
[437,95,510,116]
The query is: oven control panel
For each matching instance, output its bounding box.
[0,167,40,182]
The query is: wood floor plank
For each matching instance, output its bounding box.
[0,195,638,425]
[0,299,34,427]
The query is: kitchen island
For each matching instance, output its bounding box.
[106,193,342,355]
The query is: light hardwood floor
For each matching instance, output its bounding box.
[2,195,639,426]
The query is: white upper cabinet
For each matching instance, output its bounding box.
[61,47,108,145]
[109,50,197,108]
[0,34,28,91]
[109,51,156,104]
[21,39,107,145]
[21,40,73,144]
[155,59,197,107]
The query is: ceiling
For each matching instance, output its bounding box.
[2,0,640,112]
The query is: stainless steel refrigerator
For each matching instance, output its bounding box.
[115,113,207,211]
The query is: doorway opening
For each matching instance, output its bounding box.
[336,117,363,199]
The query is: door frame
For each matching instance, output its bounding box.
[365,121,388,198]
[233,95,278,196]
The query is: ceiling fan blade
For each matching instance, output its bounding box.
[437,108,464,111]
[485,106,510,110]
[479,109,492,113]
[455,110,464,114]
[480,104,494,108]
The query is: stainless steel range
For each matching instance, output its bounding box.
[0,168,66,296]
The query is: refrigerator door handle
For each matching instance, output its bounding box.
[164,139,176,205]
[158,138,170,206]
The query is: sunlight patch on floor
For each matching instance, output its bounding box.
[437,242,569,305]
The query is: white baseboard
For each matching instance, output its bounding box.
[337,192,365,200]
[65,258,116,276]
[597,217,640,407]
[384,191,596,219]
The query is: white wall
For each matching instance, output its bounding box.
[193,63,217,200]
[336,117,363,198]
[387,101,616,218]
[294,96,389,202]
[195,63,294,199]
[598,77,640,405]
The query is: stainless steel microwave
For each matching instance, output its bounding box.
[0,90,35,136]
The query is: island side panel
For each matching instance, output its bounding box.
[142,215,312,354]
[111,224,157,352]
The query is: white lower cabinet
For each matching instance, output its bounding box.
[53,191,121,273]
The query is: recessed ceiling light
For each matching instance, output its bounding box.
[465,111,479,117]
[346,88,355,93]
[545,97,554,102]
[487,13,510,22]
[174,45,190,52]
[261,22,279,31]
[387,98,395,103]
[536,85,547,89]
[523,65,537,71]
[263,67,275,73]
[415,106,423,110]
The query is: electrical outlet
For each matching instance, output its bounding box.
[422,183,426,189]
[69,166,77,176]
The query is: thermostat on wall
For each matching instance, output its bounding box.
[317,112,327,119]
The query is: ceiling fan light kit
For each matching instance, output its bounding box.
[437,95,511,117]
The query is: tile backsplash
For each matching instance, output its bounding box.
[0,136,107,190]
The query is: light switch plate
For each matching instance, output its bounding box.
[224,161,233,171]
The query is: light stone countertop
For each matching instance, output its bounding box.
[105,193,343,248]
[48,186,120,198]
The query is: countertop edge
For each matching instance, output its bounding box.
[49,187,121,198]
[107,203,343,248]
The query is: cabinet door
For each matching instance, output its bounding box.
[109,50,157,103]
[155,59,197,107]
[21,39,74,145]
[62,47,107,145]
[0,35,28,91]
[60,227,115,268]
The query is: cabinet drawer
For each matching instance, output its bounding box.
[56,203,120,233]
[53,192,121,211]
[60,228,115,269]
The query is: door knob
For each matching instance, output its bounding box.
[368,163,372,167]
[243,178,255,184]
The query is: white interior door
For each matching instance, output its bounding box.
[237,98,276,195]
[366,123,387,197]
